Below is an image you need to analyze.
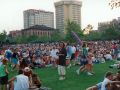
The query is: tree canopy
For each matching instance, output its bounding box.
[65,20,83,43]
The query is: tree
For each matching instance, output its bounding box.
[51,31,64,42]
[37,35,49,43]
[84,26,120,41]
[0,30,7,46]
[102,26,120,40]
[83,24,93,35]
[65,20,83,42]
[27,35,39,43]
[109,0,120,9]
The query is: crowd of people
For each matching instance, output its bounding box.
[0,40,120,90]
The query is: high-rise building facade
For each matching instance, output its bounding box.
[24,9,54,29]
[54,0,82,33]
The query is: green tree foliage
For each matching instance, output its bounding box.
[84,26,120,41]
[51,31,64,42]
[65,20,83,42]
[27,35,39,43]
[101,26,120,40]
[109,0,120,9]
[0,30,7,46]
[39,35,50,43]
[83,31,101,41]
[11,33,63,44]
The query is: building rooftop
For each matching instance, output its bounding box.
[22,25,56,31]
[24,9,53,14]
[54,0,82,5]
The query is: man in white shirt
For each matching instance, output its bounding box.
[9,70,29,90]
[101,71,120,90]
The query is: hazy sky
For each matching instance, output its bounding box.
[0,0,120,33]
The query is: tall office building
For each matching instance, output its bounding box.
[54,0,82,33]
[24,9,54,29]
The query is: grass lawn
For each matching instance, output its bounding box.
[9,61,118,90]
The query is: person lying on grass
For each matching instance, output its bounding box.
[109,61,120,69]
[86,71,120,90]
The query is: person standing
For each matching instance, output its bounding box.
[4,47,12,62]
[11,49,19,71]
[57,42,67,80]
[76,43,88,75]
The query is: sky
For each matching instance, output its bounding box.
[0,0,120,33]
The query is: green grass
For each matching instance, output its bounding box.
[9,61,118,90]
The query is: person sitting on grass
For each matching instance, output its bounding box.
[9,69,29,90]
[23,67,33,86]
[19,58,28,70]
[34,56,45,68]
[104,51,113,61]
[109,61,120,69]
[31,73,42,88]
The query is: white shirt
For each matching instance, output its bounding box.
[50,49,59,59]
[14,74,29,90]
[104,54,112,60]
[101,78,111,90]
[71,46,76,54]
